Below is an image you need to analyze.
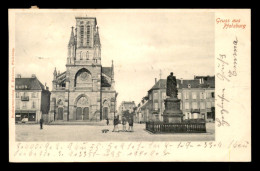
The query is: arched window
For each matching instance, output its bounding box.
[86,25,90,46]
[80,51,83,60]
[86,51,89,60]
[80,25,84,46]
[74,68,92,87]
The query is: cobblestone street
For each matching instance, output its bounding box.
[16,122,215,141]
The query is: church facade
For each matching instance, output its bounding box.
[49,16,117,122]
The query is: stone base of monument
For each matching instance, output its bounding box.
[162,97,184,123]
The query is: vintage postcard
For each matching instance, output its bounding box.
[8,9,251,162]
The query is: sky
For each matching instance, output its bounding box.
[15,10,215,108]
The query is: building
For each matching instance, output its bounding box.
[118,101,136,120]
[138,76,215,122]
[15,74,51,123]
[136,97,150,123]
[49,16,117,122]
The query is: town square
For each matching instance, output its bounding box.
[13,11,215,142]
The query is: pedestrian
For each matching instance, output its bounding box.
[128,118,134,132]
[106,118,109,126]
[122,117,126,132]
[40,118,43,130]
[112,116,119,132]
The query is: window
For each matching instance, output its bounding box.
[184,92,189,99]
[154,102,158,110]
[207,92,211,99]
[32,101,36,108]
[200,92,206,99]
[80,25,84,46]
[162,102,165,111]
[32,92,38,98]
[200,102,205,109]
[16,100,20,109]
[22,102,26,108]
[86,51,89,60]
[86,25,90,46]
[211,92,215,98]
[162,92,166,100]
[188,84,191,88]
[80,51,83,60]
[177,93,182,99]
[206,102,211,109]
[192,102,198,109]
[192,92,197,99]
[185,102,189,109]
[16,92,19,98]
[153,92,158,100]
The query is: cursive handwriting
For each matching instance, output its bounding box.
[216,88,230,127]
[217,54,230,82]
[228,37,238,77]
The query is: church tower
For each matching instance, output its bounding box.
[50,16,116,123]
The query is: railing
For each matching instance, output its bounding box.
[21,96,29,101]
[146,122,206,133]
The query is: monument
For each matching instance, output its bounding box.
[162,72,184,123]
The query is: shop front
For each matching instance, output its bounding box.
[15,110,37,123]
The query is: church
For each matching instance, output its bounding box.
[49,16,117,122]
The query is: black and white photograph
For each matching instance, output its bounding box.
[9,9,251,162]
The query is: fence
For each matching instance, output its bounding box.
[146,122,206,133]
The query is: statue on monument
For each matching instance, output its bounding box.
[166,72,178,98]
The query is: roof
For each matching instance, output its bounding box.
[102,67,112,78]
[141,100,152,110]
[15,77,45,90]
[177,79,200,89]
[195,76,215,88]
[101,75,111,87]
[148,77,215,92]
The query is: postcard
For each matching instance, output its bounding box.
[8,8,251,162]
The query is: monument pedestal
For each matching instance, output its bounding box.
[162,97,184,123]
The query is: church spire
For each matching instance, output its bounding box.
[53,67,57,79]
[111,60,114,81]
[94,26,101,46]
[68,26,75,46]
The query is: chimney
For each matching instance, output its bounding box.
[16,74,21,78]
[180,78,183,84]
[155,78,157,84]
[46,86,49,90]
[31,74,36,78]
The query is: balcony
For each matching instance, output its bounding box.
[152,109,160,114]
[21,96,29,101]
